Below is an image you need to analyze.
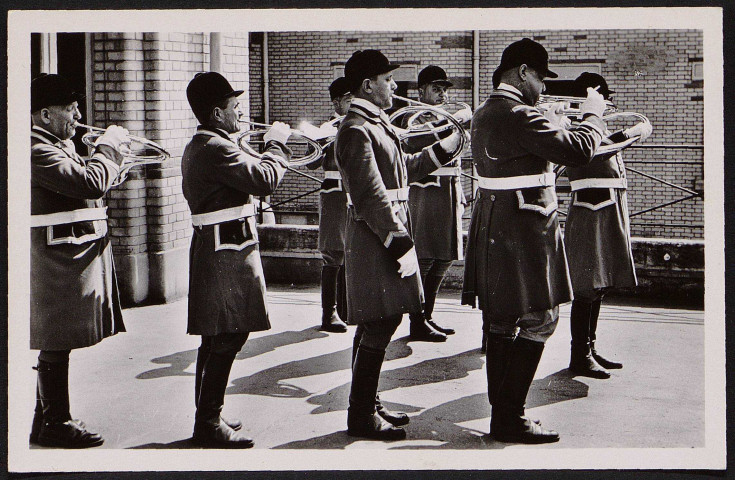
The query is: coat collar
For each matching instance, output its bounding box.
[491,83,527,104]
[31,125,65,145]
[348,98,392,125]
[195,125,234,142]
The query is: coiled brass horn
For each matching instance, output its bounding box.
[535,95,651,155]
[235,119,324,167]
[389,94,470,160]
[78,123,170,187]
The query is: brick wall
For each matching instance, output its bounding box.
[255,29,703,239]
[91,32,249,302]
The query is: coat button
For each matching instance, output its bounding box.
[490,238,495,245]
[490,194,496,201]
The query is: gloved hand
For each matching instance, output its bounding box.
[263,121,292,145]
[580,87,607,119]
[397,247,419,278]
[95,125,131,155]
[452,107,473,124]
[543,102,571,129]
[624,121,653,141]
[318,120,339,139]
[439,131,463,156]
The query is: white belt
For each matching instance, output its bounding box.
[346,187,409,206]
[477,172,556,190]
[323,171,342,180]
[191,204,256,227]
[432,166,462,177]
[31,207,108,228]
[570,178,627,191]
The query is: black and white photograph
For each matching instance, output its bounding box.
[6,6,726,474]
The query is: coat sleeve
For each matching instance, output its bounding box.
[208,140,291,196]
[512,105,605,167]
[31,143,120,199]
[336,125,414,261]
[403,141,451,184]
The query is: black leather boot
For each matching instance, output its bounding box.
[490,337,559,444]
[36,360,104,448]
[347,345,406,440]
[423,272,454,335]
[193,352,253,448]
[320,265,348,333]
[29,382,43,444]
[569,300,610,379]
[351,332,408,426]
[195,345,242,431]
[589,299,623,369]
[409,312,447,342]
[485,333,515,406]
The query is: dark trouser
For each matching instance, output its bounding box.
[35,350,72,426]
[349,315,402,416]
[416,258,452,321]
[321,250,347,322]
[482,307,558,344]
[195,333,248,426]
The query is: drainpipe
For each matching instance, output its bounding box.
[210,32,223,73]
[472,30,480,110]
[39,33,58,74]
[263,32,270,124]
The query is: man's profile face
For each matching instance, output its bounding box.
[216,96,241,134]
[44,102,82,141]
[333,94,353,116]
[523,66,546,105]
[366,72,396,110]
[419,83,449,106]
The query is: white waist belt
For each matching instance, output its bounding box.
[570,178,627,191]
[477,172,556,190]
[432,166,462,177]
[323,171,342,180]
[191,204,256,227]
[346,187,409,206]
[31,207,108,228]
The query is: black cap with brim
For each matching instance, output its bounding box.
[494,38,558,85]
[31,73,85,113]
[186,72,244,121]
[344,50,400,91]
[574,72,614,99]
[418,65,453,88]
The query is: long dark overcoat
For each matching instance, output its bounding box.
[565,132,637,294]
[335,99,451,324]
[461,87,605,318]
[403,111,465,261]
[182,127,289,335]
[30,126,125,350]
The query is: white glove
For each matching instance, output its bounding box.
[542,102,571,128]
[263,121,291,145]
[580,87,607,119]
[95,125,131,155]
[396,247,419,278]
[439,131,463,155]
[452,107,473,124]
[624,121,653,141]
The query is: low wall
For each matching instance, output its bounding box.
[258,225,705,305]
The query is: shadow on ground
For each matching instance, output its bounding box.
[274,369,588,449]
[136,327,330,380]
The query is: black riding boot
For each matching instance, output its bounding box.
[423,272,454,335]
[485,333,515,406]
[36,360,104,448]
[409,312,447,342]
[569,300,610,379]
[193,352,253,448]
[351,332,408,427]
[195,345,242,431]
[29,382,43,444]
[320,265,348,332]
[490,338,559,443]
[589,298,623,369]
[347,345,406,440]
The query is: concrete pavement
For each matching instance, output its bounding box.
[20,285,705,466]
